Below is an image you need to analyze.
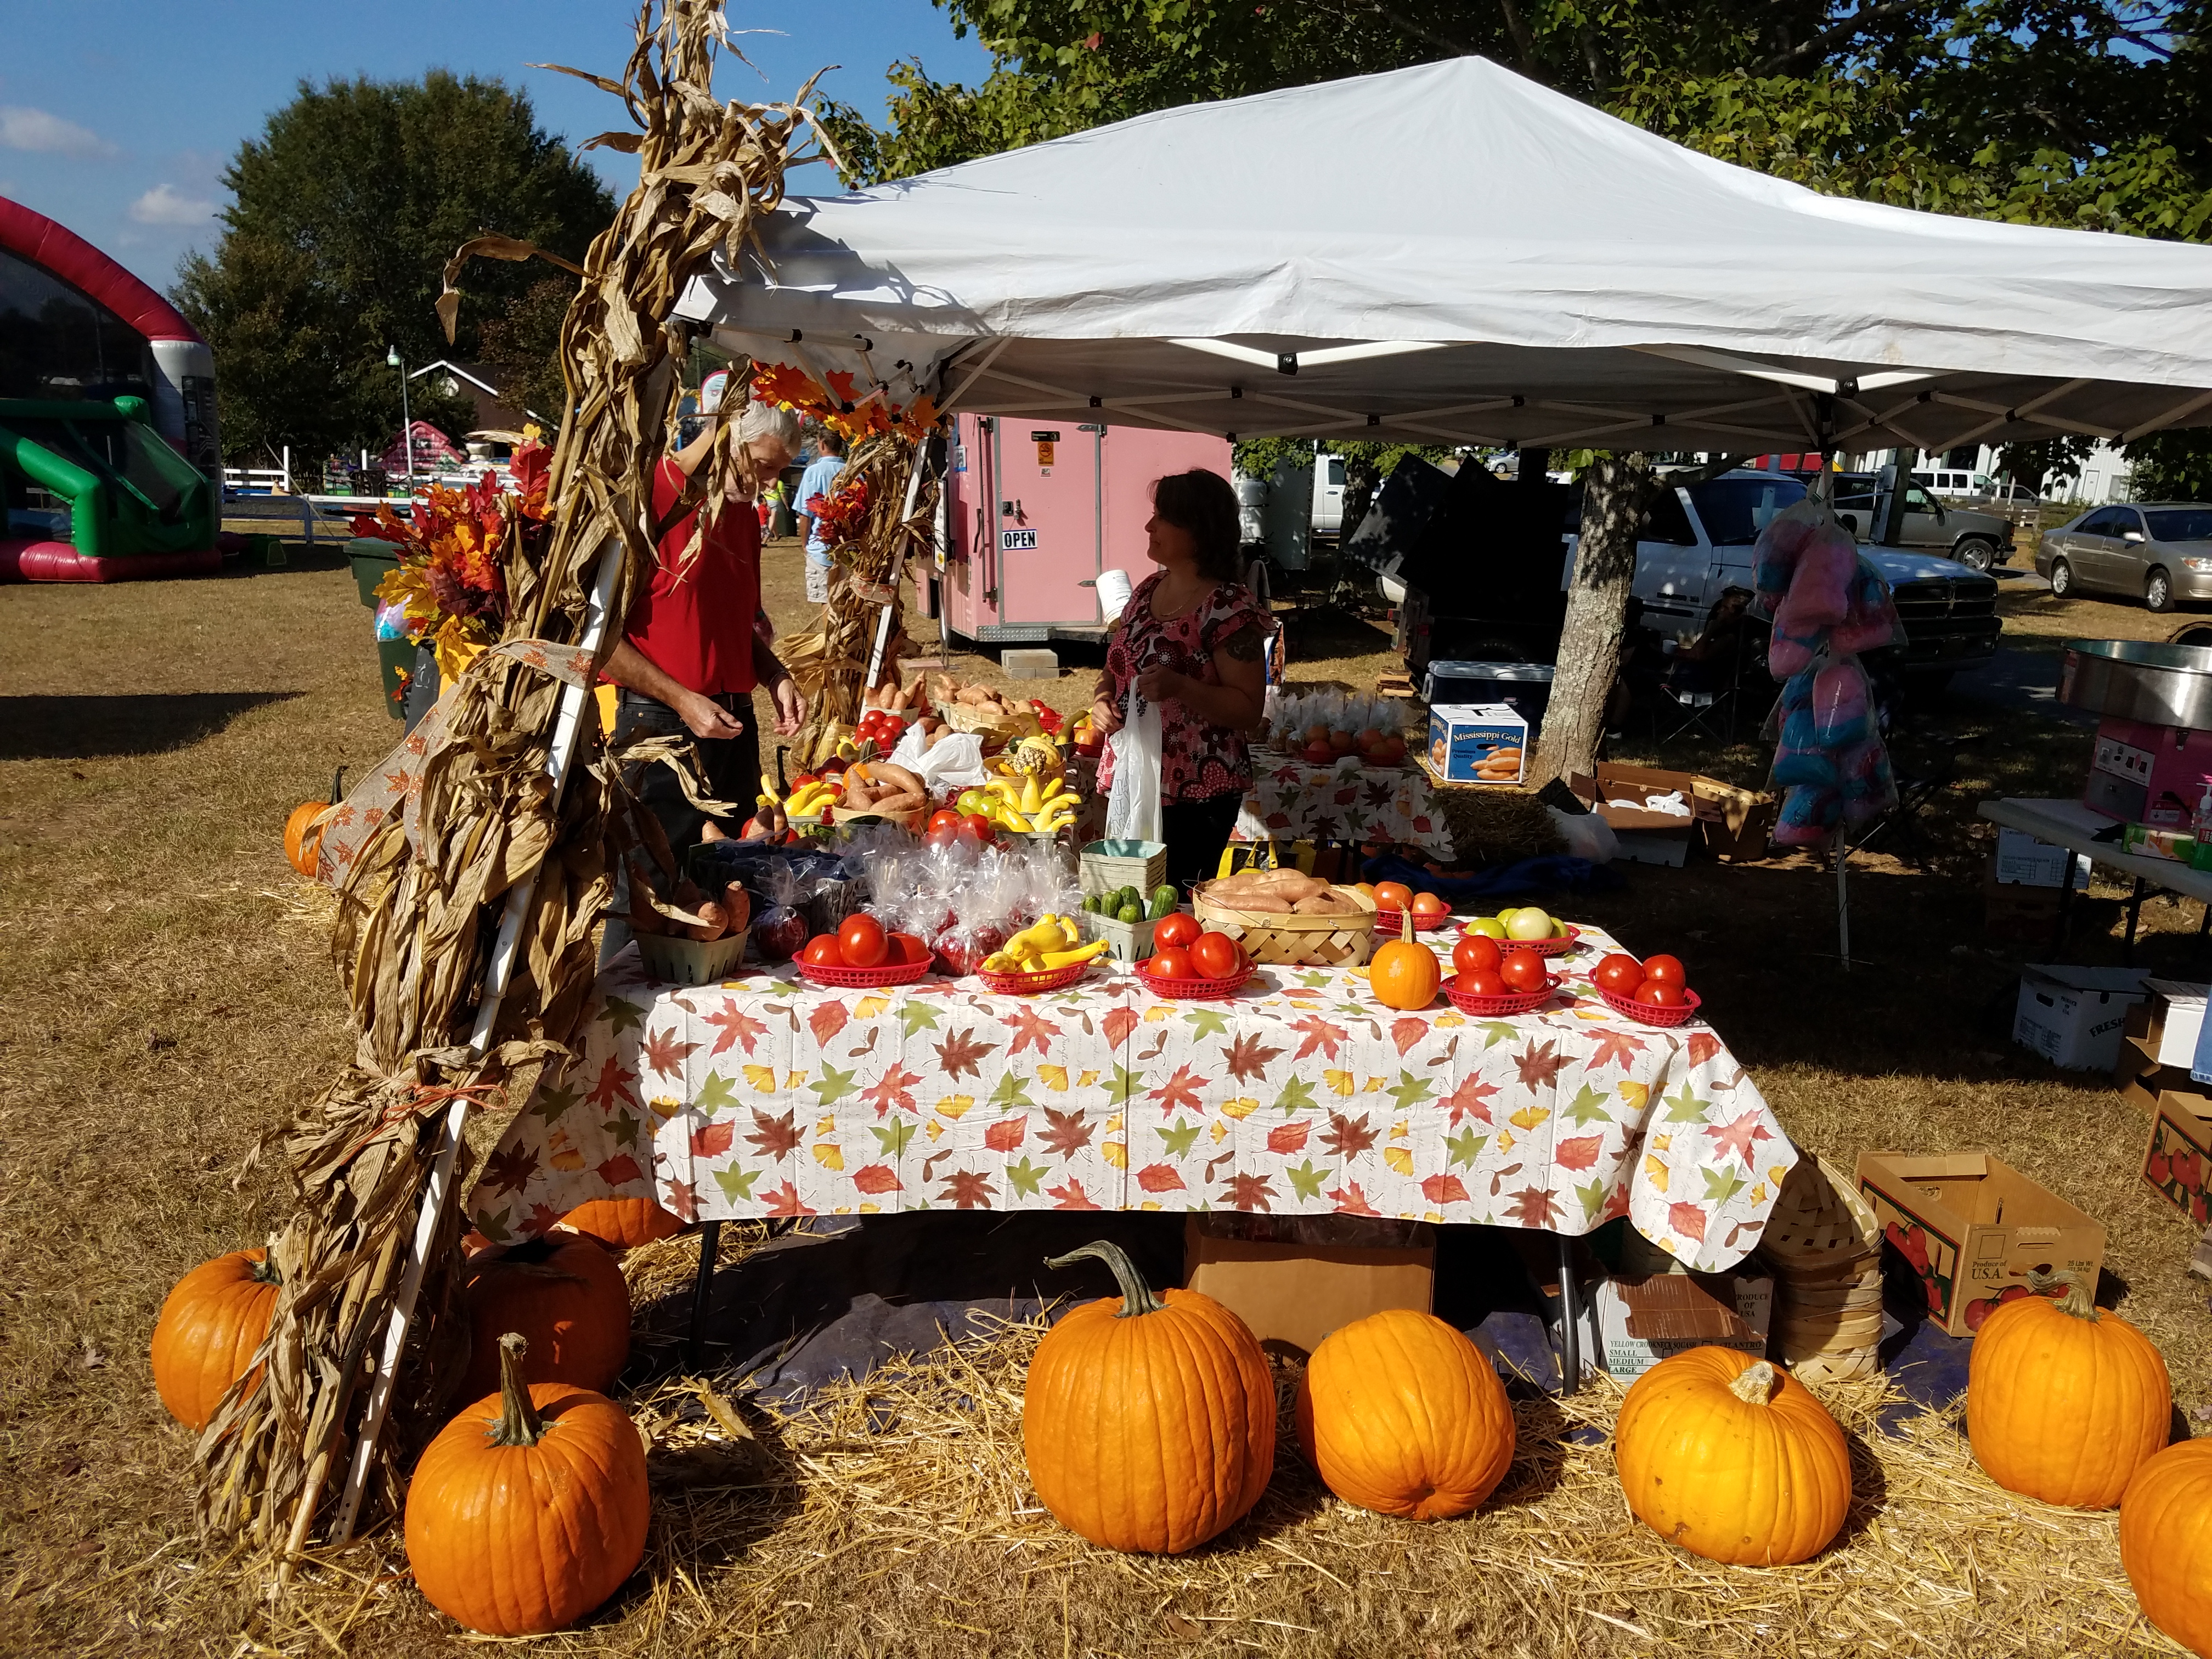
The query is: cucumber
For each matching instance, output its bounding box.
[1081,893,1102,914]
[1148,885,1178,919]
[1116,901,1142,925]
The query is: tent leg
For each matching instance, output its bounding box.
[1555,1231,1580,1396]
[1836,836,1851,972]
[687,1221,723,1373]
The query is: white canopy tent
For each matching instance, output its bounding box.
[675,56,2212,456]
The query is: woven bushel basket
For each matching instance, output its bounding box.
[1193,879,1378,968]
[1758,1149,1887,1369]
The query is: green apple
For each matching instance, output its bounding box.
[1506,907,1555,941]
[1494,906,1520,924]
[1552,919,1569,938]
[956,788,988,815]
[1466,917,1507,939]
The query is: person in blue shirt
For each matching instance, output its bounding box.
[794,432,845,605]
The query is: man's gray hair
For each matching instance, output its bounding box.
[737,400,803,447]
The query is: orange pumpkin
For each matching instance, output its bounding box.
[1369,910,1441,1011]
[1967,1269,2170,1509]
[1614,1346,1851,1565]
[406,1333,650,1635]
[1023,1240,1275,1554]
[151,1248,281,1432]
[556,1197,684,1254]
[456,1233,631,1404]
[282,767,346,877]
[2120,1439,2212,1658]
[1295,1308,1514,1519]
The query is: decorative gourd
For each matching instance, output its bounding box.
[405,1333,650,1635]
[283,767,345,877]
[1613,1346,1850,1565]
[557,1197,684,1254]
[150,1248,281,1431]
[457,1233,631,1404]
[1023,1240,1275,1554]
[1966,1269,2170,1509]
[1369,910,1440,1012]
[1295,1308,1515,1519]
[2120,1440,2212,1658]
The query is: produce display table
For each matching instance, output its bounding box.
[1977,796,2212,959]
[1232,754,1456,857]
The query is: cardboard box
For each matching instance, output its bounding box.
[1692,777,1778,864]
[1425,703,1529,784]
[2143,1091,2212,1224]
[1992,828,2088,889]
[2125,979,2209,1066]
[1183,1215,1434,1356]
[2114,1035,2177,1115]
[1983,873,2064,940]
[2013,964,2150,1071]
[1579,1267,1774,1379]
[1856,1152,2107,1337]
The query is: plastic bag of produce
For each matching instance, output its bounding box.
[751,862,810,964]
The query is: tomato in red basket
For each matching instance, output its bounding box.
[961,812,994,842]
[1639,953,1686,987]
[927,809,963,835]
[1498,948,1548,994]
[802,934,845,968]
[1460,968,1507,998]
[1594,952,1644,995]
[1149,946,1194,979]
[1154,912,1201,951]
[1453,933,1502,978]
[838,913,889,968]
[1637,979,1686,1007]
[889,931,932,966]
[1190,932,1244,980]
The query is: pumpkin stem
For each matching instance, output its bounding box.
[1727,1359,1780,1404]
[487,1332,545,1448]
[1044,1240,1166,1319]
[2027,1267,2099,1321]
[1400,907,1414,945]
[250,1251,283,1288]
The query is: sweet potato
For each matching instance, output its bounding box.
[1294,890,1360,915]
[688,900,730,941]
[1228,892,1294,913]
[840,771,878,808]
[866,791,926,815]
[871,761,925,798]
[721,882,752,932]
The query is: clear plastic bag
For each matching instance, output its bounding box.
[1105,685,1163,843]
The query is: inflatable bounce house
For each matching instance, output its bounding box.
[1,195,221,581]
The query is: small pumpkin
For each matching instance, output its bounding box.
[1966,1268,2170,1509]
[283,766,346,878]
[151,1248,281,1431]
[1614,1346,1850,1565]
[557,1197,684,1254]
[457,1233,631,1404]
[2120,1439,2212,1658]
[405,1333,650,1635]
[1022,1240,1275,1554]
[1369,909,1440,1012]
[1295,1308,1514,1519]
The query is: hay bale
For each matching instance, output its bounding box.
[1435,784,1564,866]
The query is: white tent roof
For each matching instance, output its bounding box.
[677,57,2212,454]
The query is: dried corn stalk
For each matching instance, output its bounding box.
[196,0,834,1553]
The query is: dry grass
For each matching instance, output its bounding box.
[0,537,2205,1656]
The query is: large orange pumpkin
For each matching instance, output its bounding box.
[1023,1240,1276,1554]
[1369,911,1441,1012]
[282,767,345,878]
[1295,1308,1515,1519]
[1966,1269,2170,1509]
[557,1197,684,1254]
[150,1248,281,1431]
[456,1233,631,1404]
[2120,1439,2212,1658]
[406,1333,650,1635]
[1613,1346,1851,1565]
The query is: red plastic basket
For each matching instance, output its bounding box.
[1373,907,1453,936]
[1135,963,1255,1000]
[1462,922,1581,957]
[797,957,934,990]
[1443,971,1561,1017]
[977,962,1092,996]
[1598,985,1702,1027]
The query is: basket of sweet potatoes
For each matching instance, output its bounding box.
[827,757,930,828]
[1191,867,1379,968]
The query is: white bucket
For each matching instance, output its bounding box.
[1097,567,1135,623]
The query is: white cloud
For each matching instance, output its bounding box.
[128,183,215,225]
[0,105,118,160]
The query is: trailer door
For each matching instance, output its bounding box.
[991,420,1102,627]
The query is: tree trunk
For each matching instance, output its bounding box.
[1530,450,1659,788]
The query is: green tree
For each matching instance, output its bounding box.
[478,276,582,431]
[173,71,613,462]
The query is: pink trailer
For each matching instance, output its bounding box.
[926,413,1231,643]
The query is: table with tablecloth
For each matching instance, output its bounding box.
[470,924,1795,1274]
[1231,754,1457,859]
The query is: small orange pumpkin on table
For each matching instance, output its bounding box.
[1368,910,1442,1011]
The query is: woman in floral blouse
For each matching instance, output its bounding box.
[1090,470,1276,893]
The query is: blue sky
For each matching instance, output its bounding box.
[0,2,992,290]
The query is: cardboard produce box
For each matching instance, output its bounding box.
[2012,964,2149,1072]
[2124,979,2209,1067]
[2113,1035,2180,1115]
[1183,1215,1433,1356]
[1567,762,1735,867]
[1856,1152,2106,1337]
[2142,1091,2212,1225]
[1993,826,2089,889]
[1577,1267,1774,1379]
[1426,703,1529,784]
[1691,777,1778,864]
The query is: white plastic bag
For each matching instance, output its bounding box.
[889,725,989,792]
[1547,805,1619,864]
[1104,686,1163,843]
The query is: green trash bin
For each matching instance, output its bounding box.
[349,537,402,608]
[376,637,416,719]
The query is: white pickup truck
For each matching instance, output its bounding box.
[1237,449,1347,578]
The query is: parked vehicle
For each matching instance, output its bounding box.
[1830,472,2016,571]
[1238,446,1347,579]
[2036,502,2212,612]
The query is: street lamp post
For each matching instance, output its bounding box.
[386,345,414,499]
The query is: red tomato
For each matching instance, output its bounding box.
[1190,932,1244,980]
[1594,952,1644,995]
[1639,953,1686,986]
[838,913,889,968]
[926,809,963,834]
[1461,969,1508,997]
[802,934,845,967]
[1636,979,1686,1007]
[962,812,994,841]
[888,931,932,966]
[1148,946,1194,979]
[1453,933,1502,977]
[1499,949,1548,994]
[1153,912,1201,950]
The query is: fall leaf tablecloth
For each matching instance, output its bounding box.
[1231,754,1455,855]
[471,926,1796,1272]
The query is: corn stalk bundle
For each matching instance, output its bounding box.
[196,0,832,1553]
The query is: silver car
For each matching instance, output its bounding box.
[2038,503,2212,612]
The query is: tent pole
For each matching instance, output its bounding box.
[328,533,624,1545]
[1836,834,1851,972]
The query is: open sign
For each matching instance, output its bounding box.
[1001,528,1039,552]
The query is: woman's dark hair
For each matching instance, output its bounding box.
[1152,469,1244,583]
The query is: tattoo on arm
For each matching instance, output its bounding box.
[1222,624,1266,663]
